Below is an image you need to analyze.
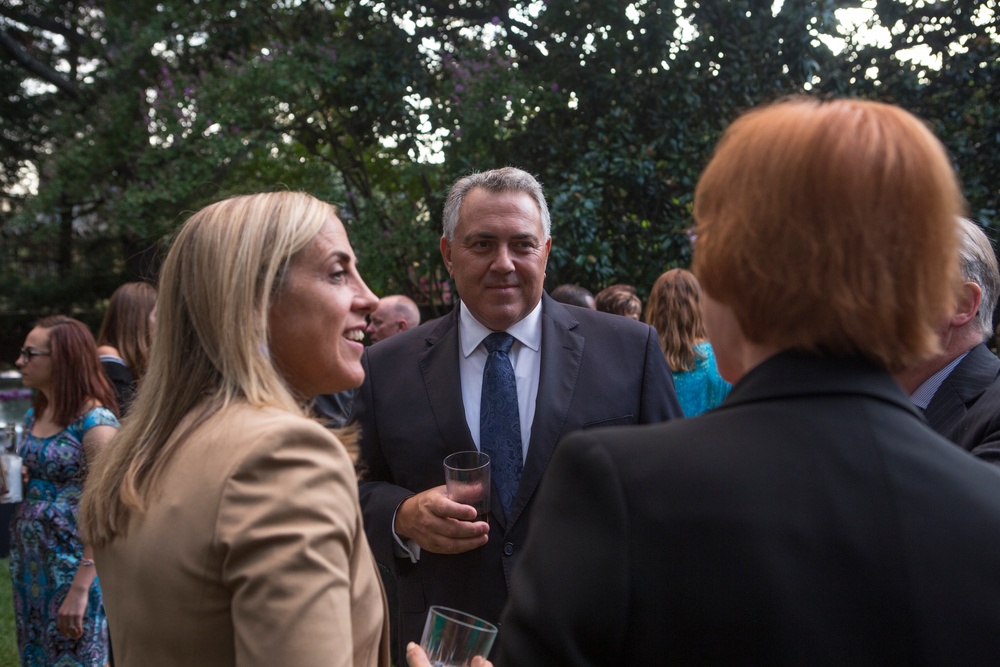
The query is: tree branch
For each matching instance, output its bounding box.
[0,6,90,47]
[0,28,80,98]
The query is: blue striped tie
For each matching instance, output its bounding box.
[480,332,523,517]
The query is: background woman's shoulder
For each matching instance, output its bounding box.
[79,405,120,431]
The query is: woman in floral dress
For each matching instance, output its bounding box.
[11,315,119,667]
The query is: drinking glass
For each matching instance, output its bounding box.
[443,451,490,522]
[420,605,498,667]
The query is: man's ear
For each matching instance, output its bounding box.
[440,235,453,275]
[952,281,983,328]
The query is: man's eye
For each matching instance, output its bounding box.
[329,270,347,282]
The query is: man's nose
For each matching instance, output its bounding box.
[491,245,515,272]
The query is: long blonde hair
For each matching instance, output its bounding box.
[645,269,707,372]
[81,192,332,545]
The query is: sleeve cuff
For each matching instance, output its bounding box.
[391,504,421,563]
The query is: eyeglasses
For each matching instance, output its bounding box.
[19,348,51,361]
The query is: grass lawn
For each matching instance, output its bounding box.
[0,558,16,666]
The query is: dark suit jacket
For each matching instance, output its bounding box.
[923,342,1000,465]
[499,352,1000,667]
[354,293,681,662]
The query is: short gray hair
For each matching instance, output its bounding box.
[958,217,1000,341]
[442,167,551,241]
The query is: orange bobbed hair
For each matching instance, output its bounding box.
[693,97,964,371]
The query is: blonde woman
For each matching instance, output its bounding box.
[80,192,389,667]
[645,268,730,416]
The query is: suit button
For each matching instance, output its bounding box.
[503,542,515,556]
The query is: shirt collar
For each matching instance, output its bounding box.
[459,299,543,358]
[910,350,969,409]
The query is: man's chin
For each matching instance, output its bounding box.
[476,306,528,330]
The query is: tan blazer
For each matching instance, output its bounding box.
[95,402,390,667]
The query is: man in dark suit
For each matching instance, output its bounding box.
[897,217,1000,465]
[353,167,681,663]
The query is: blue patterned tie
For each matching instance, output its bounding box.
[480,332,523,518]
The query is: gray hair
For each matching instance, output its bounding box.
[958,217,1000,341]
[442,167,551,241]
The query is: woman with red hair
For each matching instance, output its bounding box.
[11,315,118,667]
[499,97,1000,665]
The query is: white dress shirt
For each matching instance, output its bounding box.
[910,351,969,409]
[393,299,544,562]
[457,299,542,460]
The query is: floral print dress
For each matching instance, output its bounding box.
[9,407,118,667]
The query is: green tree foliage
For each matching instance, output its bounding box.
[821,0,999,227]
[481,0,851,291]
[1,0,997,331]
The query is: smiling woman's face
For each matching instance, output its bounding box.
[267,217,378,398]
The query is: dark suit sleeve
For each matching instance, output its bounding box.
[498,430,630,667]
[639,323,685,421]
[925,344,1000,468]
[963,352,1000,466]
[966,410,1000,466]
[970,443,1000,466]
[353,350,416,569]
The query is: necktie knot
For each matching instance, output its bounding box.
[484,332,514,355]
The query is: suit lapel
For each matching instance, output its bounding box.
[419,309,475,456]
[924,344,1000,434]
[923,382,967,435]
[419,307,510,528]
[508,294,584,526]
[945,343,1000,404]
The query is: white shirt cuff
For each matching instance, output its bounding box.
[392,504,421,563]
